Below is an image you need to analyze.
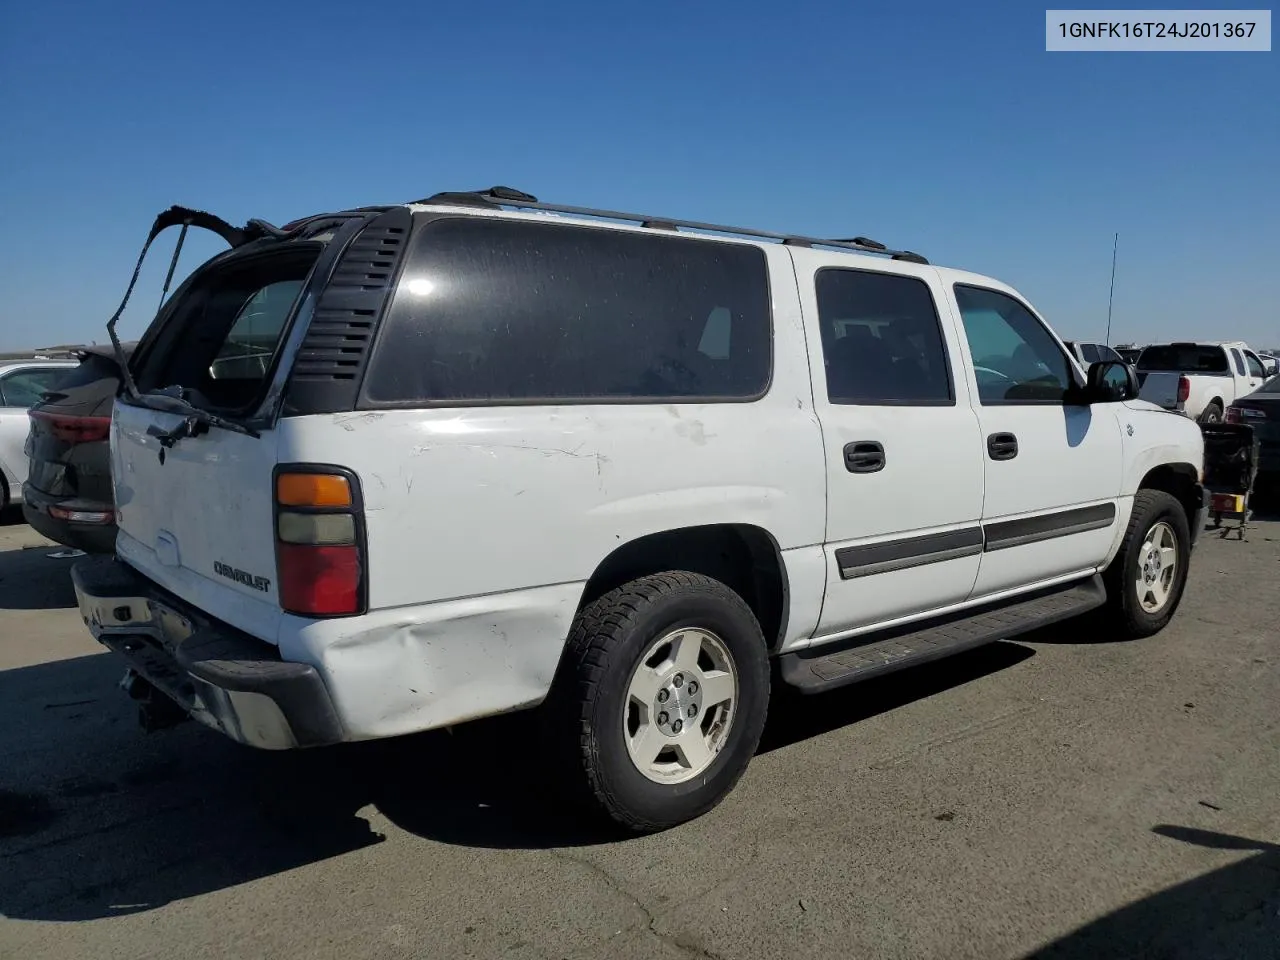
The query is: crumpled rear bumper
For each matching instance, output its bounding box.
[72,555,344,749]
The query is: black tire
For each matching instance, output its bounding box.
[1100,490,1192,639]
[551,571,770,833]
[1198,402,1223,424]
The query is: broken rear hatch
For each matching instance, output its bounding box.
[102,206,339,644]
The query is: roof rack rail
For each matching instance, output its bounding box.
[414,188,929,265]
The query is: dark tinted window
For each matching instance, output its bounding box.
[0,367,71,407]
[953,286,1072,403]
[364,218,771,404]
[815,269,952,404]
[1230,348,1246,375]
[1098,345,1123,363]
[1137,345,1228,373]
[1079,343,1101,363]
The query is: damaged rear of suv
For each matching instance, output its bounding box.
[74,200,408,748]
[76,188,795,826]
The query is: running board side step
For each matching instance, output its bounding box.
[780,576,1106,695]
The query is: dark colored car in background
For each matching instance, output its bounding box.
[22,343,135,553]
[1227,375,1280,482]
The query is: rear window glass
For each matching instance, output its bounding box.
[363,217,772,404]
[45,352,129,392]
[133,248,318,413]
[1136,345,1228,373]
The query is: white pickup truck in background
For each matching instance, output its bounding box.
[1136,341,1268,423]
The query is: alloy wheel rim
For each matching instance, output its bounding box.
[622,627,738,784]
[1136,520,1178,613]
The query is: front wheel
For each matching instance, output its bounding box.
[1100,490,1192,638]
[552,571,770,833]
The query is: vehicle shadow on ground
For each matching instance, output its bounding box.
[1025,826,1280,959]
[0,637,1039,921]
[0,543,79,610]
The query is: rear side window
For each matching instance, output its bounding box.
[1230,348,1246,375]
[0,367,71,407]
[1079,343,1101,363]
[814,269,953,404]
[363,218,771,404]
[1136,345,1228,373]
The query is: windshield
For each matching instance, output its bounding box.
[1137,345,1229,373]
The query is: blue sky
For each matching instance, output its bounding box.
[1,0,1276,350]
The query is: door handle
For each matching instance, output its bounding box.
[844,441,885,473]
[987,432,1018,461]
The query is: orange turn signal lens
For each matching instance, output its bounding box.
[276,473,352,508]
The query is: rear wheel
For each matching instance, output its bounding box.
[553,571,769,833]
[1100,490,1191,638]
[1198,402,1223,424]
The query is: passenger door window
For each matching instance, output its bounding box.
[815,269,953,404]
[952,286,1073,404]
[1244,352,1266,379]
[1079,343,1101,364]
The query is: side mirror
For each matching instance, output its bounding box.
[1086,360,1139,403]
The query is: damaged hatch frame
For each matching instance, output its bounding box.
[102,204,385,444]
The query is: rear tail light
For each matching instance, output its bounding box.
[1177,376,1191,404]
[1227,406,1265,423]
[274,468,365,616]
[49,506,114,524]
[29,410,111,443]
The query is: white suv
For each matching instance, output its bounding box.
[74,188,1209,831]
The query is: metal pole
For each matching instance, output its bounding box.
[1105,232,1118,345]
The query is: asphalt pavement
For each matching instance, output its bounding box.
[1,505,1278,960]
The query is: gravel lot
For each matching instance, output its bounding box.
[1,505,1278,960]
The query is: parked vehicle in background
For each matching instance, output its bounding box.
[1227,376,1280,479]
[1114,345,1144,365]
[1257,353,1279,378]
[0,359,78,510]
[1135,341,1267,423]
[23,344,136,552]
[1064,341,1128,368]
[73,189,1208,832]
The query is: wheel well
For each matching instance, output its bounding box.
[1139,463,1201,524]
[578,524,788,650]
[1208,397,1224,410]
